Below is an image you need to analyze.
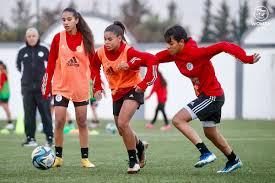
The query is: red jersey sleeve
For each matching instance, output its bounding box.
[42,33,59,98]
[90,52,103,94]
[184,42,254,63]
[155,50,174,63]
[127,48,159,91]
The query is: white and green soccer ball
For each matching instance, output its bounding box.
[105,123,117,134]
[31,146,55,170]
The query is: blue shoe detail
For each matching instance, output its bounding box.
[194,152,216,168]
[217,157,243,173]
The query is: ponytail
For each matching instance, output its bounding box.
[62,8,95,56]
[105,21,127,42]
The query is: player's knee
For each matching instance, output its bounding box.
[55,118,66,129]
[76,117,87,129]
[117,119,129,133]
[172,116,186,127]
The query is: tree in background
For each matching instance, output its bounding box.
[11,0,34,41]
[121,0,150,32]
[212,0,232,41]
[232,0,249,43]
[200,0,215,43]
[40,3,62,35]
[0,19,17,41]
[122,0,182,42]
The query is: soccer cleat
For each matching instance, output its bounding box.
[5,123,14,130]
[217,157,243,173]
[127,161,140,174]
[52,157,63,167]
[81,158,96,168]
[22,138,38,147]
[194,152,216,168]
[138,141,149,168]
[160,124,172,131]
[146,123,154,129]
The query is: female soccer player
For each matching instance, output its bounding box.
[91,21,158,173]
[156,25,260,173]
[0,61,12,130]
[145,71,171,131]
[42,8,95,168]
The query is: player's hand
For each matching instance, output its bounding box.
[253,53,261,63]
[135,86,144,93]
[94,90,103,101]
[117,62,129,70]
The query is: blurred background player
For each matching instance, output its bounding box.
[16,27,53,147]
[89,79,100,128]
[145,71,171,131]
[42,8,96,168]
[0,61,13,130]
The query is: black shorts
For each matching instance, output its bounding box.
[113,89,144,116]
[186,93,225,125]
[53,95,89,107]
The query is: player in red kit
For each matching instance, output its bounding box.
[156,25,260,173]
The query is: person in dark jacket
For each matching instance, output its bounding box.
[16,27,53,147]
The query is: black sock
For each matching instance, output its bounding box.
[47,136,53,143]
[81,148,88,159]
[195,142,210,155]
[225,151,237,162]
[128,150,137,163]
[55,146,63,158]
[136,140,144,153]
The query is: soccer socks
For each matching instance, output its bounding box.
[55,146,63,158]
[128,150,138,163]
[195,142,211,155]
[81,148,89,159]
[136,140,144,153]
[225,151,237,162]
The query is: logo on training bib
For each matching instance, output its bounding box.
[186,62,193,71]
[67,57,79,67]
[55,95,62,102]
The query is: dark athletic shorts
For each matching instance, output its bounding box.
[53,94,89,107]
[113,89,144,116]
[185,93,225,127]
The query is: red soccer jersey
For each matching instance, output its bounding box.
[91,42,158,101]
[156,38,254,96]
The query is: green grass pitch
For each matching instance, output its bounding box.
[0,119,274,183]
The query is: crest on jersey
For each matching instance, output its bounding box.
[186,62,193,71]
[38,51,44,57]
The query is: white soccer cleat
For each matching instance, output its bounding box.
[127,162,140,174]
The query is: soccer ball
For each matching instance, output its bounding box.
[105,122,117,134]
[31,146,55,170]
